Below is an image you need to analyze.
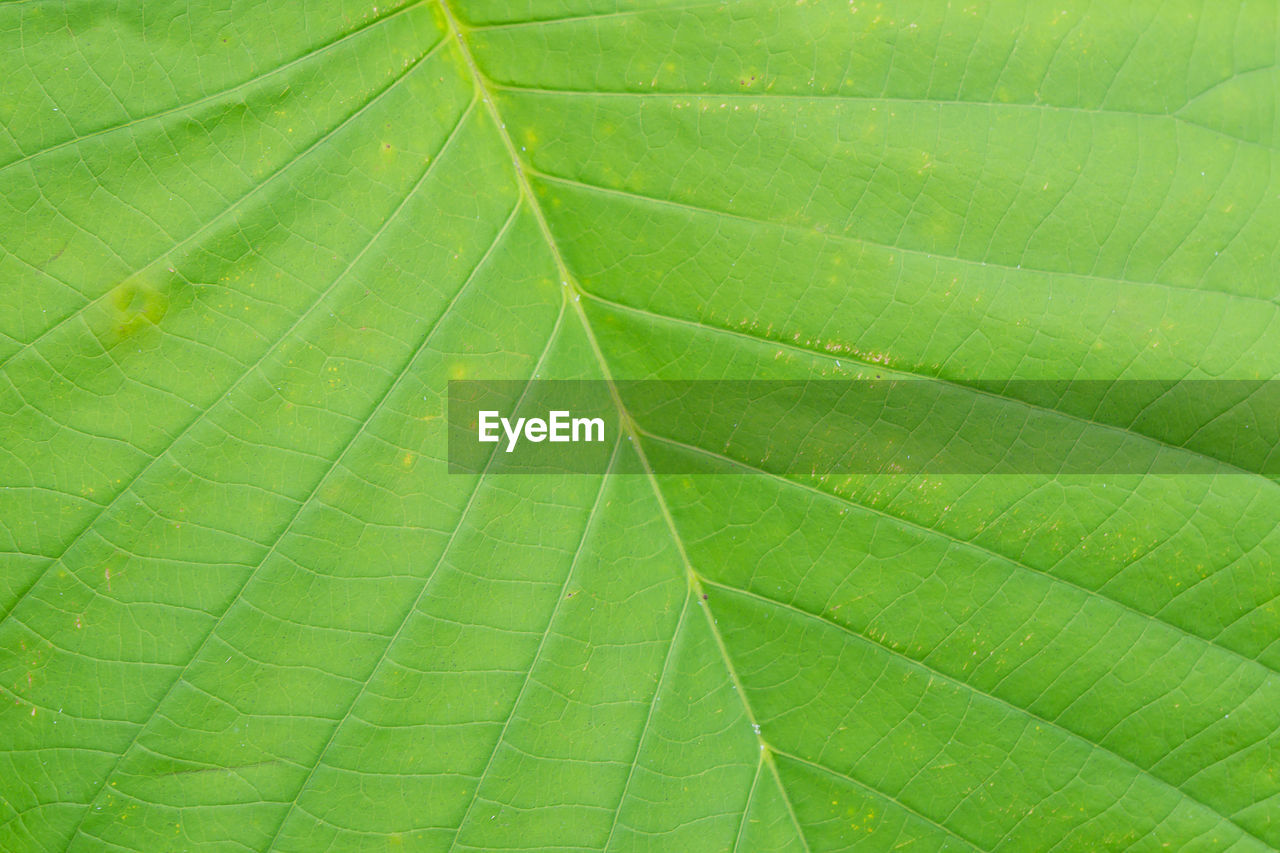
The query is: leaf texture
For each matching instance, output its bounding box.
[1,1,1278,851]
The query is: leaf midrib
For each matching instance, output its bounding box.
[439,2,815,849]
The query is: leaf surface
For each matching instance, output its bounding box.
[1,1,1278,851]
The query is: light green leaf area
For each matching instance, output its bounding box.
[2,1,1279,851]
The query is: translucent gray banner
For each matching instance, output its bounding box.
[448,380,1279,476]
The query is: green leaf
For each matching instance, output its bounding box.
[2,1,1278,851]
